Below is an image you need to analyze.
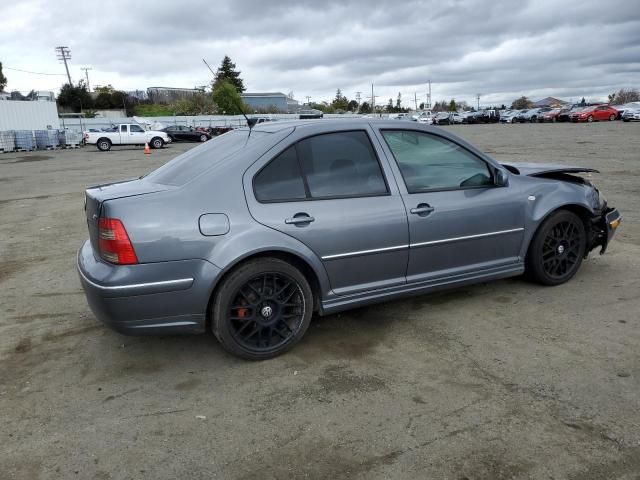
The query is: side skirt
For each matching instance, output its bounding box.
[320,263,525,315]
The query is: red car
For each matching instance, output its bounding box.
[570,105,618,122]
[539,108,562,122]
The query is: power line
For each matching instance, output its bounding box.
[3,66,66,76]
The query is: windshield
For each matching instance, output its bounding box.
[145,130,260,186]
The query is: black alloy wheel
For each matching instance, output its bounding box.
[212,258,313,360]
[526,210,586,285]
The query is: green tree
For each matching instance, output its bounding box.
[171,93,217,115]
[448,99,457,111]
[57,80,93,111]
[212,80,247,114]
[213,56,245,93]
[331,88,349,111]
[0,62,7,92]
[359,101,371,114]
[511,96,533,109]
[347,99,359,112]
[580,97,586,106]
[419,102,425,110]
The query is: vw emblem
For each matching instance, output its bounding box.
[557,245,565,254]
[261,305,273,318]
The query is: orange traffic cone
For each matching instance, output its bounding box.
[144,143,151,154]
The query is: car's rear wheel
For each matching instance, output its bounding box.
[526,210,586,286]
[199,134,208,142]
[212,258,313,360]
[609,114,616,121]
[97,138,112,151]
[150,137,164,149]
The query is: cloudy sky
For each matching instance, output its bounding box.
[1,0,639,107]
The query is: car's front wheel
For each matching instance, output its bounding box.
[609,114,616,121]
[199,134,208,142]
[150,137,164,149]
[212,258,313,360]
[587,115,594,122]
[526,210,587,286]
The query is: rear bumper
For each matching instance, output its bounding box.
[77,240,221,335]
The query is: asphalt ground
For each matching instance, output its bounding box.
[1,122,639,479]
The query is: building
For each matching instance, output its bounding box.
[147,87,205,104]
[241,92,292,113]
[533,97,568,108]
[0,100,60,130]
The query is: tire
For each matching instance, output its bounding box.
[552,117,556,123]
[609,114,615,121]
[150,137,164,149]
[525,210,587,286]
[212,258,314,360]
[199,134,208,142]
[587,115,594,123]
[97,138,112,151]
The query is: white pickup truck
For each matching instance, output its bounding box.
[84,124,171,151]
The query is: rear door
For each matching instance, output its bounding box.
[245,126,409,296]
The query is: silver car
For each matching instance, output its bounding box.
[78,120,621,359]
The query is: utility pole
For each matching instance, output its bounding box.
[55,46,72,84]
[371,84,375,113]
[427,79,432,110]
[81,67,92,91]
[414,92,418,111]
[355,91,361,105]
[305,95,311,105]
[476,93,481,110]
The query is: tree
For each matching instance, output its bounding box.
[213,56,245,93]
[511,96,533,109]
[386,98,394,113]
[608,88,639,105]
[419,102,425,110]
[448,99,457,111]
[359,101,371,114]
[171,93,217,115]
[0,62,7,92]
[396,92,402,111]
[331,88,349,111]
[580,97,586,106]
[212,80,247,114]
[347,99,358,112]
[57,80,93,111]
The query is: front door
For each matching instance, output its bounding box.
[245,128,409,295]
[376,129,525,283]
[128,124,148,144]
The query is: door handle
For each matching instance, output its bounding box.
[410,204,435,216]
[285,214,315,225]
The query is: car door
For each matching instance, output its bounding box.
[374,128,526,284]
[128,124,147,144]
[245,127,409,296]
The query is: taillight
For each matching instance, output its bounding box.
[98,218,138,265]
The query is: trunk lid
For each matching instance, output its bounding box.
[85,178,171,253]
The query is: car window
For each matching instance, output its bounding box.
[296,131,388,198]
[130,124,144,133]
[120,125,127,133]
[382,130,493,192]
[254,146,307,202]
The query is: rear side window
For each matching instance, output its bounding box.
[382,130,492,192]
[254,146,306,202]
[120,125,127,133]
[253,130,389,202]
[297,131,387,198]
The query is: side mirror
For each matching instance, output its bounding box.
[495,168,509,187]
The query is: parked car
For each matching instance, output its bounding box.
[570,105,618,122]
[84,124,171,152]
[432,112,453,125]
[616,102,640,118]
[415,112,434,124]
[162,126,211,143]
[411,110,433,120]
[557,106,581,122]
[516,109,540,122]
[622,107,640,122]
[78,119,621,360]
[299,109,323,119]
[499,110,520,123]
[539,108,562,122]
[475,109,500,123]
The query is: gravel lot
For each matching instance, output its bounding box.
[1,123,639,479]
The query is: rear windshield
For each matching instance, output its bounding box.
[145,130,258,186]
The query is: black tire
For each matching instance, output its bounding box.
[609,114,616,121]
[96,138,112,151]
[587,115,594,123]
[199,134,208,142]
[212,258,313,360]
[150,137,164,149]
[526,210,586,286]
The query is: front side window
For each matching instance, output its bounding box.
[382,130,493,192]
[130,124,144,133]
[254,146,307,202]
[296,131,387,198]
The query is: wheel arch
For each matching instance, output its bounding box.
[204,249,324,332]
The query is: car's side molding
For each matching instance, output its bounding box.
[410,228,525,248]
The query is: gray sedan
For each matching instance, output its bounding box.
[78,119,621,359]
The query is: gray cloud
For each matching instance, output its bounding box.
[1,0,639,106]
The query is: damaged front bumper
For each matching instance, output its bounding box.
[589,207,622,255]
